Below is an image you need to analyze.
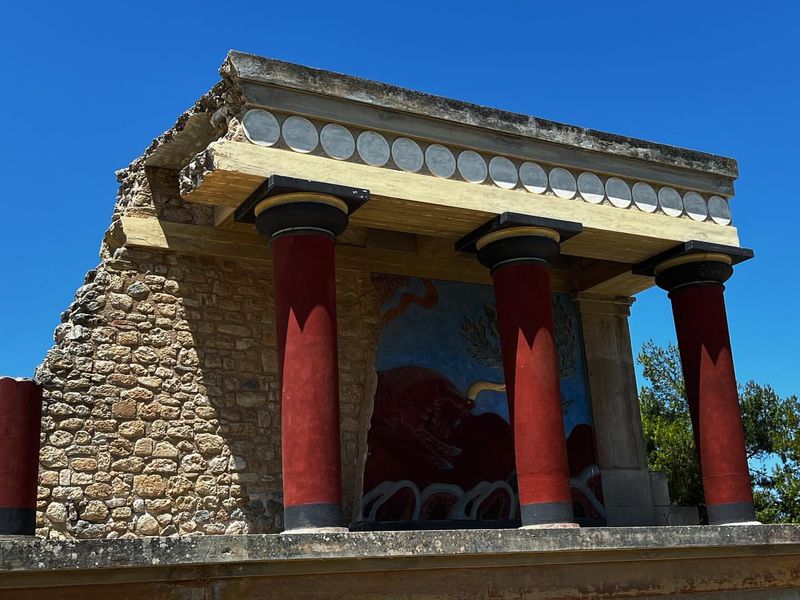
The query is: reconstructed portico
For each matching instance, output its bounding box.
[125,50,753,531]
[5,49,796,599]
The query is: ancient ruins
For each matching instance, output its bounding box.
[1,51,799,599]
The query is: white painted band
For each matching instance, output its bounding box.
[254,193,348,218]
[654,252,733,276]
[475,226,560,251]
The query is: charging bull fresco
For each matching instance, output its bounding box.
[361,275,604,526]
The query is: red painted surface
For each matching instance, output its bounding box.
[492,263,572,507]
[670,284,753,507]
[272,234,342,508]
[0,378,42,509]
[364,366,515,519]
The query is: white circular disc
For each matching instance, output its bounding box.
[281,115,318,153]
[457,150,487,183]
[708,195,732,225]
[632,182,658,213]
[577,172,605,204]
[391,138,423,172]
[519,162,548,193]
[425,144,456,178]
[549,167,576,199]
[658,187,684,217]
[242,109,280,147]
[683,192,709,221]
[605,177,632,208]
[319,123,354,160]
[489,156,518,189]
[357,131,390,166]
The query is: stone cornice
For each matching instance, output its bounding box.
[224,50,739,181]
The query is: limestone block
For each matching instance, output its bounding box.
[135,513,159,535]
[121,387,154,402]
[81,500,110,523]
[133,475,166,498]
[147,499,172,515]
[119,421,147,438]
[45,503,68,524]
[109,439,133,457]
[40,471,59,486]
[144,459,178,474]
[85,483,113,499]
[71,458,97,472]
[111,457,145,474]
[117,331,141,346]
[52,487,83,502]
[133,439,154,457]
[109,293,134,311]
[181,453,207,472]
[107,374,138,388]
[111,401,138,419]
[195,475,217,496]
[153,441,178,458]
[195,434,225,456]
[126,282,151,299]
[167,476,193,497]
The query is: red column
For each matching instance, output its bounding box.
[0,377,42,536]
[272,233,344,531]
[493,262,575,527]
[666,272,756,524]
[465,221,580,528]
[248,185,364,533]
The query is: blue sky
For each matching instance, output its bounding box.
[1,1,797,398]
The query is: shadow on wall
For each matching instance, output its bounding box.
[36,247,285,538]
[160,250,284,534]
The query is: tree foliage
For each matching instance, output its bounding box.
[638,340,800,523]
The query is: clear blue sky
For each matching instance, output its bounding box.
[1,2,797,397]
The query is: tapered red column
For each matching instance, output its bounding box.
[458,214,582,528]
[238,176,369,532]
[0,377,42,537]
[655,252,757,525]
[272,231,343,531]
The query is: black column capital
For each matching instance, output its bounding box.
[455,212,582,272]
[633,240,754,294]
[235,175,369,241]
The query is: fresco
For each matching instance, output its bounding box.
[361,275,604,525]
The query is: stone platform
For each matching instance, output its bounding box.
[2,525,800,599]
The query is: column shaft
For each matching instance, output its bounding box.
[493,263,574,526]
[273,234,343,530]
[670,283,755,524]
[0,377,42,536]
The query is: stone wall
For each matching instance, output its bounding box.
[34,97,382,538]
[36,246,380,540]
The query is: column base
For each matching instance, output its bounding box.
[0,507,36,537]
[519,501,576,528]
[283,503,344,532]
[520,522,580,530]
[707,501,757,526]
[281,526,349,535]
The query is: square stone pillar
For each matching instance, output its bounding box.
[574,294,657,526]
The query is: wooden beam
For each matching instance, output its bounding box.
[119,216,492,287]
[119,216,655,295]
[180,140,742,265]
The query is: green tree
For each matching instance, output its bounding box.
[638,340,800,523]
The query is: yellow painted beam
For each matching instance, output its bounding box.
[180,140,741,265]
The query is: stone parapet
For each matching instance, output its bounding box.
[1,526,799,598]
